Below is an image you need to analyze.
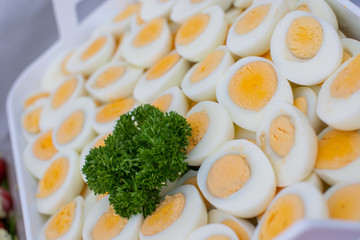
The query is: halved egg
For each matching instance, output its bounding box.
[175,6,227,62]
[110,33,126,62]
[139,185,207,240]
[233,0,253,9]
[324,180,360,221]
[92,98,138,134]
[83,195,143,240]
[24,129,58,179]
[314,127,360,186]
[197,139,276,218]
[271,11,342,85]
[39,196,84,240]
[225,7,244,25]
[21,100,46,141]
[23,91,49,109]
[317,54,360,130]
[216,56,293,132]
[181,45,234,102]
[140,0,178,21]
[234,125,256,143]
[341,38,360,64]
[133,50,189,103]
[226,0,288,57]
[303,172,324,193]
[122,18,172,68]
[185,101,234,166]
[150,87,189,116]
[256,100,317,187]
[36,151,84,215]
[129,12,146,33]
[253,182,328,240]
[208,209,255,240]
[40,75,85,131]
[83,191,108,219]
[66,33,116,76]
[52,97,96,152]
[86,61,143,102]
[186,223,238,240]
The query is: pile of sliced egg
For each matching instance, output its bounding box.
[20,0,360,239]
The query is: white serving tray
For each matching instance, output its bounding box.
[6,0,360,239]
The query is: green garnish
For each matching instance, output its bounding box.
[82,104,191,218]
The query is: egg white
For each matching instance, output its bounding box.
[140,0,178,21]
[341,38,360,59]
[225,7,244,25]
[150,86,189,116]
[21,100,47,142]
[233,0,253,9]
[186,223,238,240]
[234,125,256,142]
[303,172,324,193]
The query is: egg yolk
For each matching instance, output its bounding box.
[94,133,111,148]
[92,66,126,88]
[133,18,165,47]
[56,111,85,145]
[183,176,211,209]
[286,16,323,59]
[45,201,76,239]
[228,61,277,111]
[33,130,58,160]
[315,129,360,169]
[23,107,42,134]
[341,50,352,64]
[207,154,251,198]
[259,194,304,240]
[330,54,360,98]
[269,116,295,158]
[260,51,272,62]
[136,13,145,25]
[176,13,210,45]
[222,219,249,240]
[97,193,108,201]
[146,53,181,80]
[61,52,73,75]
[294,96,308,116]
[186,111,209,152]
[191,50,225,83]
[235,5,270,35]
[297,4,310,12]
[24,92,49,109]
[207,235,231,240]
[113,3,140,22]
[81,36,107,61]
[141,193,185,236]
[327,183,360,221]
[152,94,173,112]
[95,98,134,123]
[52,77,78,109]
[92,206,128,240]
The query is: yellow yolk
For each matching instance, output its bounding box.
[260,51,273,62]
[33,130,58,160]
[45,201,76,239]
[92,66,126,88]
[61,52,73,75]
[23,107,42,134]
[152,94,173,112]
[330,54,360,98]
[141,193,185,236]
[176,14,210,45]
[81,36,107,61]
[228,61,277,111]
[327,184,360,221]
[190,50,225,83]
[52,77,78,109]
[207,154,251,198]
[207,236,230,240]
[36,157,69,198]
[113,3,141,22]
[259,194,304,240]
[297,4,310,12]
[93,133,111,148]
[222,219,249,240]
[269,116,295,158]
[56,111,85,145]
[146,53,181,80]
[316,129,360,169]
[24,92,49,109]
[186,111,209,152]
[92,206,128,240]
[133,18,165,47]
[235,5,270,35]
[97,193,108,201]
[183,176,211,209]
[294,96,308,116]
[95,98,134,123]
[341,50,352,64]
[286,16,323,59]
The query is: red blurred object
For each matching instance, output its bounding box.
[0,158,6,183]
[0,188,12,219]
[0,221,5,229]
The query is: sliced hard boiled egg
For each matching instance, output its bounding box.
[233,0,253,9]
[150,87,189,116]
[181,45,234,102]
[140,0,178,21]
[303,172,324,193]
[216,56,293,132]
[256,100,317,187]
[83,191,108,220]
[122,18,172,68]
[227,0,288,57]
[36,151,84,215]
[341,38,360,64]
[186,223,238,240]
[234,125,256,143]
[134,50,189,103]
[129,12,146,33]
[175,6,227,62]
[314,127,360,186]
[225,7,244,25]
[23,91,50,109]
[185,101,234,166]
[21,100,46,141]
[86,61,143,102]
[139,185,207,240]
[271,11,342,85]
